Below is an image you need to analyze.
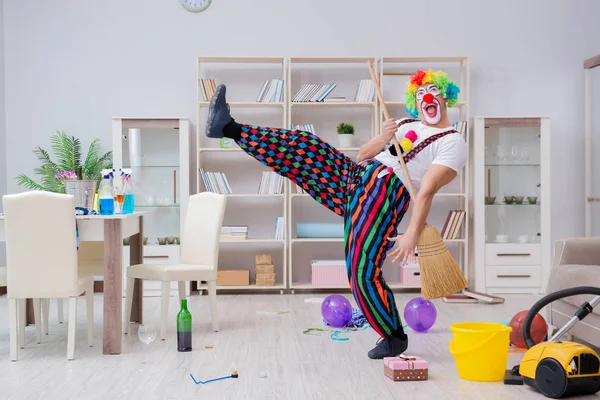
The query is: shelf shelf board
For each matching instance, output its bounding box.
[123,165,180,169]
[225,194,284,197]
[290,192,465,198]
[382,56,468,63]
[289,57,376,64]
[484,163,540,167]
[210,284,286,290]
[197,56,285,64]
[199,148,243,153]
[220,238,285,244]
[386,101,466,109]
[291,283,421,290]
[292,238,344,243]
[199,101,284,108]
[135,205,180,208]
[485,203,540,206]
[291,102,375,108]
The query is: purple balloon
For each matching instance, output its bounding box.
[321,295,352,328]
[403,297,437,332]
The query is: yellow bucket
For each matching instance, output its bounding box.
[449,322,512,382]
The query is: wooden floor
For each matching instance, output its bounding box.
[0,292,588,400]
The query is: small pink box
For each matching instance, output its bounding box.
[399,265,421,287]
[310,260,347,286]
[384,355,429,381]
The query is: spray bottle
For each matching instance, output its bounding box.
[121,168,135,214]
[99,171,115,216]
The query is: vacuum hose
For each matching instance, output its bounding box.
[523,286,600,349]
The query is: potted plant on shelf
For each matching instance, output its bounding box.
[16,130,112,208]
[336,122,354,148]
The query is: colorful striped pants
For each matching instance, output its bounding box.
[237,125,411,338]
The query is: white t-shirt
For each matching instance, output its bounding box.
[373,118,467,192]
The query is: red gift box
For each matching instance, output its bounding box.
[384,354,429,381]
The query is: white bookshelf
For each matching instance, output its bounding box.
[378,56,472,288]
[195,56,472,293]
[197,56,288,293]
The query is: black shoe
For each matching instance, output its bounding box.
[205,84,232,138]
[367,336,408,359]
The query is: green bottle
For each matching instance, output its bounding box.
[177,299,192,352]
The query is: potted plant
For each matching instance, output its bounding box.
[16,130,112,207]
[336,122,355,148]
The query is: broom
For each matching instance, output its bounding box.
[367,61,468,300]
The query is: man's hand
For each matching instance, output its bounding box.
[388,230,418,265]
[382,118,398,142]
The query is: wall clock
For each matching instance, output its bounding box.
[180,0,212,13]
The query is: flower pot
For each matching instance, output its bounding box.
[64,180,97,210]
[338,134,354,148]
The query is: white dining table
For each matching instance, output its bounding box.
[0,211,146,355]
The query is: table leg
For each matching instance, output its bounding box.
[129,216,144,323]
[103,219,123,355]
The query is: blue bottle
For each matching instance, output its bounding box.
[121,174,135,214]
[99,175,114,216]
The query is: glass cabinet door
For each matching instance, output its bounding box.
[483,120,541,244]
[121,127,181,245]
[588,64,600,236]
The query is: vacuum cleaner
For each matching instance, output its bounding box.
[505,286,600,398]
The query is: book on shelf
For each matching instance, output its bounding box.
[291,124,315,134]
[199,167,232,194]
[258,171,284,194]
[292,83,337,102]
[221,225,248,241]
[440,209,466,239]
[354,79,375,102]
[453,120,467,136]
[256,79,284,103]
[200,79,216,101]
[274,216,285,240]
[462,289,505,304]
[323,96,346,103]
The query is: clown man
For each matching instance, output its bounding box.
[204,69,467,359]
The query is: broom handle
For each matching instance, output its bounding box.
[367,61,416,200]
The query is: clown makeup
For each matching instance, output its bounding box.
[417,84,443,125]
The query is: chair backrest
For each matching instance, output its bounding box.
[3,191,79,299]
[179,192,226,269]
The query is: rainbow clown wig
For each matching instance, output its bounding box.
[404,69,460,118]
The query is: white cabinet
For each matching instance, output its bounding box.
[585,56,600,236]
[112,118,192,297]
[473,117,551,294]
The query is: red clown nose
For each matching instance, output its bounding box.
[423,93,434,103]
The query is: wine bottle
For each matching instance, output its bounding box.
[177,299,192,352]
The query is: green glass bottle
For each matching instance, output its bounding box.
[177,299,192,352]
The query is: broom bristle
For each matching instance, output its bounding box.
[416,223,468,300]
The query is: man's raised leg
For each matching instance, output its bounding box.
[206,84,356,217]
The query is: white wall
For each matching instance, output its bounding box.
[3,0,600,253]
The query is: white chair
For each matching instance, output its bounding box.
[124,192,226,340]
[3,191,94,361]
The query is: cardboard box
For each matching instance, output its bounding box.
[255,264,274,274]
[216,270,250,286]
[256,272,276,286]
[255,254,272,265]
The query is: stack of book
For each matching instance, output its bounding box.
[440,210,466,239]
[258,171,284,194]
[199,167,232,194]
[221,225,248,241]
[291,124,316,133]
[292,83,337,102]
[200,79,216,101]
[273,216,285,240]
[256,79,284,102]
[354,80,375,102]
